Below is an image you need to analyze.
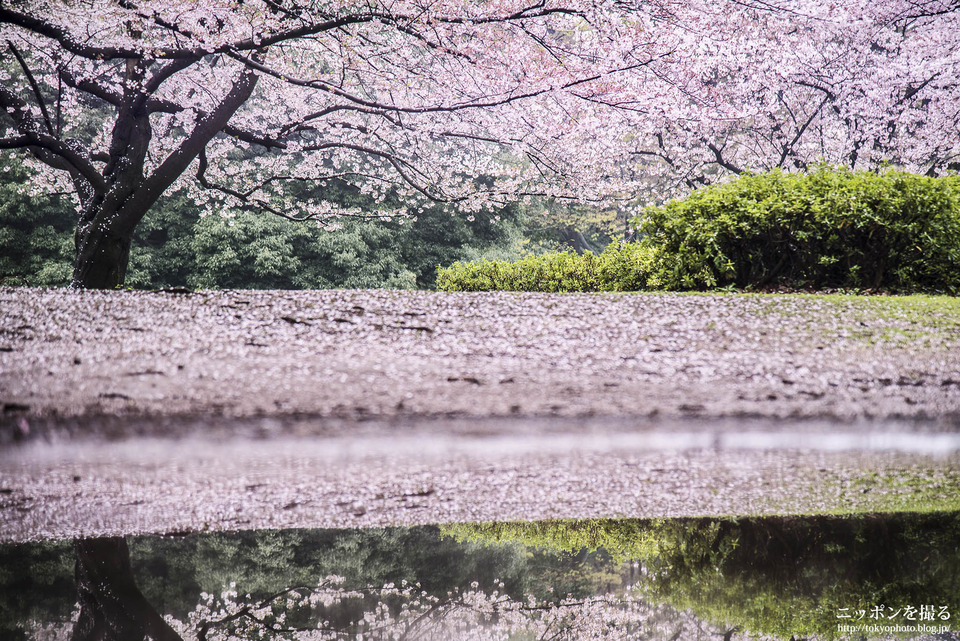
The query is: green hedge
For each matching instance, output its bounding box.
[436,241,655,292]
[640,166,960,292]
[437,167,960,293]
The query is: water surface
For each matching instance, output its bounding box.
[2,512,957,640]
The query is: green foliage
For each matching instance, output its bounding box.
[0,159,74,286]
[397,202,525,288]
[0,540,75,639]
[638,166,960,292]
[526,200,627,253]
[170,203,524,290]
[1,156,525,289]
[124,198,420,290]
[436,240,656,292]
[124,190,200,289]
[180,213,416,290]
[438,167,960,293]
[443,519,657,562]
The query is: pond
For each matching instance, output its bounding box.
[2,512,957,640]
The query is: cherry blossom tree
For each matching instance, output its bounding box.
[1,0,957,289]
[638,0,960,192]
[0,0,680,288]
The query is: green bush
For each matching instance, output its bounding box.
[436,241,655,292]
[0,160,74,286]
[438,167,960,294]
[638,166,960,292]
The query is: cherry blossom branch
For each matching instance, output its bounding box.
[0,8,133,60]
[194,149,391,221]
[0,7,385,61]
[5,40,54,136]
[398,599,452,640]
[123,3,587,62]
[895,0,959,20]
[57,67,123,108]
[298,140,454,202]
[197,585,318,641]
[0,82,103,190]
[227,47,655,115]
[898,72,941,105]
[123,59,263,225]
[213,119,455,203]
[142,57,201,98]
[278,105,387,137]
[778,93,831,167]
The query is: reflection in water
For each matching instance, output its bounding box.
[72,538,181,641]
[1,512,957,640]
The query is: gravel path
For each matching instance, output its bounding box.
[2,287,959,433]
[2,287,959,542]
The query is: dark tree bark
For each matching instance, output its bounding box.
[72,223,135,290]
[557,226,598,254]
[72,537,183,641]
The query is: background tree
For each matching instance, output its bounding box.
[634,0,960,193]
[0,158,73,285]
[447,512,960,638]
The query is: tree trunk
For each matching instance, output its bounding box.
[558,227,598,254]
[72,220,134,289]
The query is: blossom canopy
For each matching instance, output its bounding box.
[1,0,957,287]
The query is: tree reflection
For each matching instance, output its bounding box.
[71,538,182,641]
[60,536,724,640]
[180,576,710,640]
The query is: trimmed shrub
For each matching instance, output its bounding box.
[638,166,960,292]
[438,167,960,293]
[436,241,656,292]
